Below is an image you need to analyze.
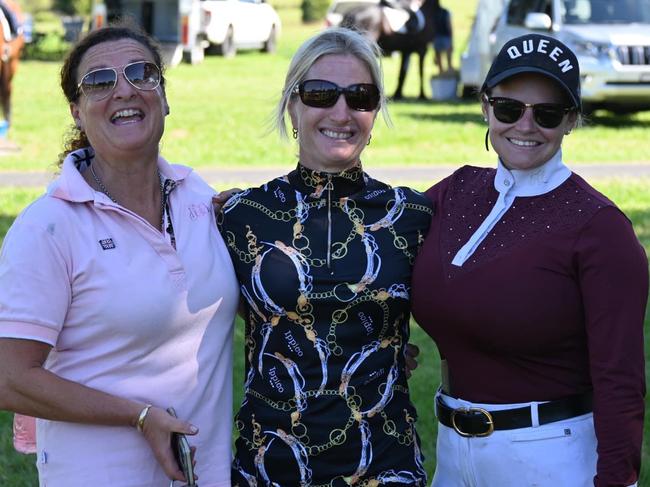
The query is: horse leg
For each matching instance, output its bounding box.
[0,61,9,126]
[2,39,22,127]
[435,49,443,74]
[418,48,426,100]
[419,49,428,100]
[393,52,410,100]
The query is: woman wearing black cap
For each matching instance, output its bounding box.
[412,34,647,486]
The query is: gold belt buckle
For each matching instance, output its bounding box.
[451,406,495,437]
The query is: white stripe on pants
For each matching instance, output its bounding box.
[431,391,599,487]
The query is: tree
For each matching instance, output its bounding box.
[301,0,329,22]
[54,0,91,15]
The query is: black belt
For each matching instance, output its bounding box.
[436,392,593,438]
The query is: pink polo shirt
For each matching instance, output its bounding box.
[0,148,239,487]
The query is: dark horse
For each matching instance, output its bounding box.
[342,0,436,99]
[0,0,24,127]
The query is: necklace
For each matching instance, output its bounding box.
[90,162,166,231]
[90,162,117,203]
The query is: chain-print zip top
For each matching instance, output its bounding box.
[219,163,433,486]
[293,164,364,269]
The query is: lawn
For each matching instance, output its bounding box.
[1,0,650,172]
[1,178,650,485]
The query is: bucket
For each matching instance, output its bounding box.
[0,120,8,138]
[430,76,458,101]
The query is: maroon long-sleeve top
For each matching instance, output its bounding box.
[411,165,648,487]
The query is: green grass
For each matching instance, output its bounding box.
[1,178,650,485]
[0,410,37,487]
[1,0,650,172]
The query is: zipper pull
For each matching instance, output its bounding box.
[326,175,333,269]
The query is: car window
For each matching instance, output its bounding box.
[560,0,591,23]
[562,0,650,24]
[506,0,552,25]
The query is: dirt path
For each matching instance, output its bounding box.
[2,163,650,188]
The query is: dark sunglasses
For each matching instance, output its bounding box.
[77,61,161,101]
[294,79,380,111]
[485,96,574,129]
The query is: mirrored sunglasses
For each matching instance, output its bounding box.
[294,79,380,111]
[486,96,574,129]
[77,61,161,101]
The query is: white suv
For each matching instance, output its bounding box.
[461,0,650,113]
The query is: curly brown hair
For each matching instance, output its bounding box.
[57,20,166,166]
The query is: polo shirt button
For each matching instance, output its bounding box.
[504,179,511,187]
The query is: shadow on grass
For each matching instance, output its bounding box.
[583,112,650,129]
[389,97,477,107]
[403,111,484,124]
[389,98,485,125]
[22,47,69,62]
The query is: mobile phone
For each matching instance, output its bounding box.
[166,407,196,487]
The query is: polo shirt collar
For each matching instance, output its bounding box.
[451,149,571,267]
[494,149,570,197]
[49,147,191,204]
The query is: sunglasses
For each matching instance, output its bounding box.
[485,96,574,129]
[77,61,161,101]
[294,79,380,111]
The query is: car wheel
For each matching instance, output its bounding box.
[223,27,236,58]
[216,26,236,58]
[460,84,477,99]
[262,25,277,53]
[581,102,595,117]
[183,36,205,64]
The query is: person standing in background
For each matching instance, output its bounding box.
[431,0,453,74]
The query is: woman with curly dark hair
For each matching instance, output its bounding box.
[0,23,238,486]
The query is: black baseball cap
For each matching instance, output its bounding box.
[482,34,581,111]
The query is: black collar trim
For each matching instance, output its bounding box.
[287,163,366,198]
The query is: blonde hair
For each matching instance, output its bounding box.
[274,27,390,139]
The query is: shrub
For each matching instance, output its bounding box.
[300,0,329,22]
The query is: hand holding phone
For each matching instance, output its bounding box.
[166,407,197,487]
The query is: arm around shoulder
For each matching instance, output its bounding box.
[424,170,456,207]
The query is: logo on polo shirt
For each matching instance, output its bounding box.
[99,238,116,250]
[188,203,211,220]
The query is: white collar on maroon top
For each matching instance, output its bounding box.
[451,149,571,267]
